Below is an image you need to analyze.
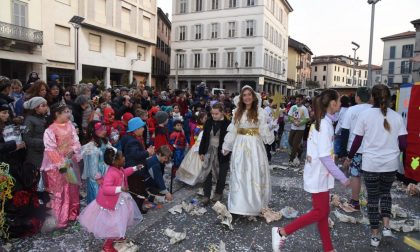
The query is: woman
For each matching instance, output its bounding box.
[15,80,49,116]
[40,102,82,229]
[48,82,62,106]
[344,84,407,247]
[222,85,274,216]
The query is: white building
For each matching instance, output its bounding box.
[381,31,415,87]
[170,0,293,94]
[311,55,368,89]
[412,19,420,83]
[1,0,156,88]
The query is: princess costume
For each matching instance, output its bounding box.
[222,86,275,216]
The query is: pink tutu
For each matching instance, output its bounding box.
[78,192,142,239]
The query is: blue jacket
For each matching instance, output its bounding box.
[141,155,168,194]
[120,134,149,167]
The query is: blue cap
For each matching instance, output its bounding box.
[127,117,146,132]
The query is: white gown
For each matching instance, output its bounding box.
[223,107,275,216]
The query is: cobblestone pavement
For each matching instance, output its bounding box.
[2,152,420,252]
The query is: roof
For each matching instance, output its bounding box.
[411,18,420,26]
[288,37,313,55]
[360,64,382,70]
[313,55,362,62]
[281,0,293,12]
[157,7,171,28]
[381,31,415,41]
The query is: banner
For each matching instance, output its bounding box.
[405,83,420,181]
[397,84,412,126]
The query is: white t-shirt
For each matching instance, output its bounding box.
[334,107,348,135]
[288,105,309,131]
[353,108,407,173]
[341,103,372,153]
[303,117,335,193]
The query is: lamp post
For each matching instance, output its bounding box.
[367,0,380,88]
[351,41,360,87]
[69,16,85,85]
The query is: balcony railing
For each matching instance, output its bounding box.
[0,21,43,45]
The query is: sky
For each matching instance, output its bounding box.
[157,0,420,66]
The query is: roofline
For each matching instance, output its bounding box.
[411,18,420,26]
[313,55,362,62]
[381,32,415,41]
[157,7,172,28]
[288,37,313,55]
[282,0,293,12]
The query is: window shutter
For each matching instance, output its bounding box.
[241,21,246,37]
[191,25,195,40]
[207,24,211,39]
[191,53,195,68]
[175,27,179,41]
[253,20,257,36]
[192,0,196,12]
[216,52,220,68]
[217,23,221,38]
[252,51,256,67]
[185,26,188,41]
[176,1,180,14]
[225,22,229,38]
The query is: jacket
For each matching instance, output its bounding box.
[199,117,231,164]
[120,134,149,167]
[96,166,136,210]
[23,113,47,167]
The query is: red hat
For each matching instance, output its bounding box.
[122,112,134,123]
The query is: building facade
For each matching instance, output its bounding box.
[1,0,156,88]
[170,0,293,95]
[411,19,420,83]
[287,37,312,94]
[311,55,368,89]
[381,31,415,87]
[0,0,44,82]
[151,7,171,91]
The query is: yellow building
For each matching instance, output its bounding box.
[287,37,313,95]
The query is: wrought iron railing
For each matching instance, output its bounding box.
[0,21,43,45]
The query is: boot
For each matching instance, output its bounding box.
[201,196,211,206]
[211,193,223,202]
[102,239,117,252]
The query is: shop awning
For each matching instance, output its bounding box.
[0,51,47,64]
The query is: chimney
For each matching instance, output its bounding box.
[166,13,169,17]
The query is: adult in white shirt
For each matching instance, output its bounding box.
[264,99,278,162]
[287,94,309,166]
[340,87,371,210]
[344,84,407,248]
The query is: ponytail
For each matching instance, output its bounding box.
[313,96,322,131]
[372,84,391,132]
[312,89,339,131]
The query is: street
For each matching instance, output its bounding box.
[3,152,419,252]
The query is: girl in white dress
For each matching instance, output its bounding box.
[222,85,275,216]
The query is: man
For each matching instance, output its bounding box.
[340,87,371,210]
[287,94,309,167]
[264,99,278,163]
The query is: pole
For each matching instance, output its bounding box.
[74,26,79,85]
[353,50,356,87]
[175,53,179,90]
[367,3,376,88]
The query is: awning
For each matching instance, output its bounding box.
[0,50,47,64]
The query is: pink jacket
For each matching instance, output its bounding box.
[95,166,136,210]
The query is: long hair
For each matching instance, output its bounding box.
[26,80,49,99]
[234,87,259,125]
[47,103,68,126]
[313,89,339,131]
[372,84,391,132]
[86,120,109,146]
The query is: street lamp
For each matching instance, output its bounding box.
[69,16,85,85]
[367,0,380,88]
[351,41,360,87]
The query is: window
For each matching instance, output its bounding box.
[194,53,201,68]
[211,23,219,39]
[280,8,283,23]
[137,46,146,60]
[179,26,186,40]
[195,24,202,40]
[180,0,187,13]
[54,25,70,46]
[179,54,185,69]
[264,53,268,69]
[401,61,412,74]
[122,7,131,31]
[315,66,317,72]
[314,76,317,81]
[247,0,255,6]
[365,71,367,78]
[388,62,395,74]
[89,34,101,52]
[143,16,151,38]
[245,51,253,67]
[212,0,219,9]
[323,76,326,81]
[196,0,203,11]
[12,0,28,27]
[210,53,217,68]
[402,44,414,58]
[116,41,126,57]
[342,77,344,82]
[264,22,269,39]
[229,0,237,8]
[323,66,327,71]
[228,22,236,38]
[387,77,393,85]
[246,20,255,37]
[334,66,337,71]
[389,46,396,59]
[227,52,235,68]
[402,76,409,84]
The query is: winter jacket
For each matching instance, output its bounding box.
[120,134,149,167]
[23,113,47,167]
[199,117,231,164]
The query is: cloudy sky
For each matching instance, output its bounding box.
[157,0,420,66]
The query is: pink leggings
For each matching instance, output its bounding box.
[284,191,333,252]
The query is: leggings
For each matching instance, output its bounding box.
[363,171,395,229]
[284,191,333,252]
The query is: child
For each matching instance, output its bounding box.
[190,112,207,146]
[103,107,125,144]
[172,104,183,122]
[153,111,169,151]
[135,108,151,147]
[120,112,134,136]
[78,148,143,252]
[147,106,160,141]
[140,145,173,202]
[199,103,231,205]
[169,120,187,171]
[272,90,349,252]
[40,102,82,229]
[81,121,112,204]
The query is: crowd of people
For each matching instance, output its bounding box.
[0,72,412,252]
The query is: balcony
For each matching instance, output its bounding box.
[0,21,43,45]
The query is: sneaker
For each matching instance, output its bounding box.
[272,227,286,252]
[382,227,393,237]
[370,235,381,247]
